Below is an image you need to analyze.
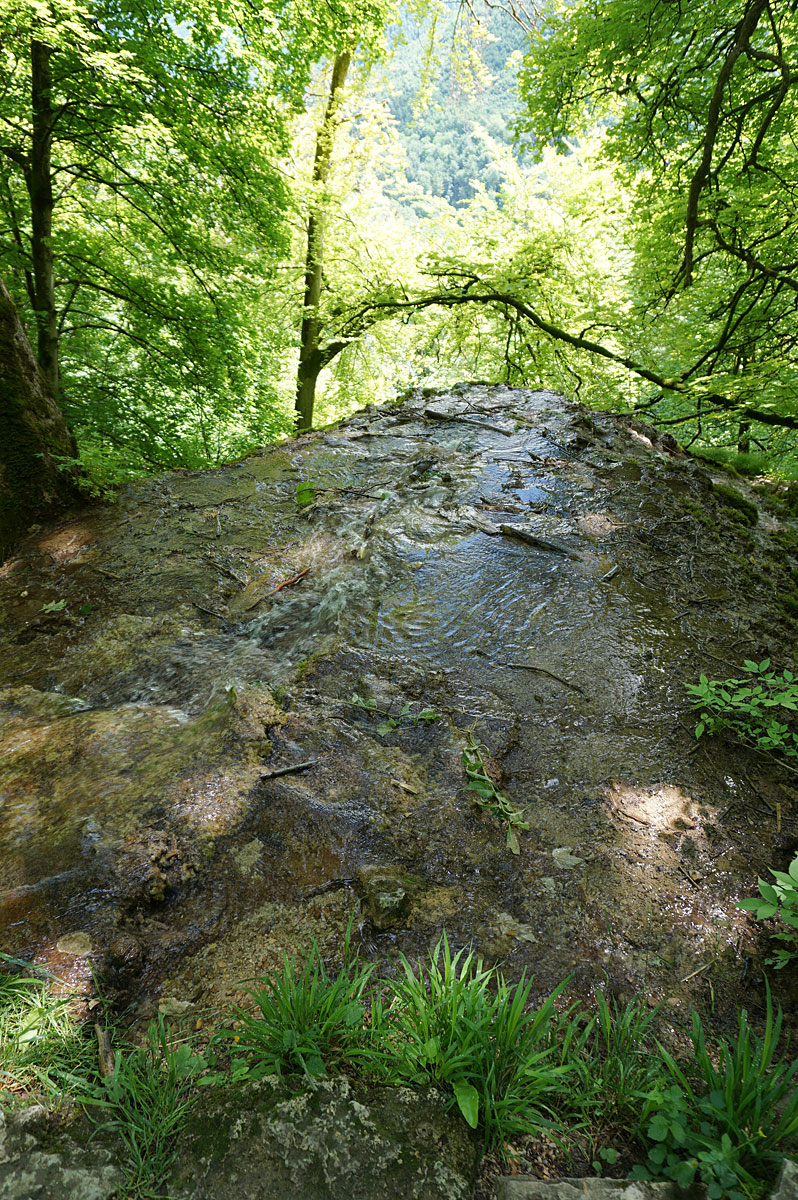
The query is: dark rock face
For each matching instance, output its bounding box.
[170,1077,480,1200]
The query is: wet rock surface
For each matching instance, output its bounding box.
[170,1076,480,1200]
[1,384,797,1028]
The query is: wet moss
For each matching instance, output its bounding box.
[712,483,759,526]
[681,499,713,527]
[774,527,798,552]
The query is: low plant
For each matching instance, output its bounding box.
[221,934,373,1081]
[685,659,798,764]
[0,956,96,1100]
[548,989,666,1149]
[462,733,529,854]
[738,853,798,969]
[85,1015,208,1198]
[363,935,570,1151]
[350,692,442,736]
[632,987,798,1197]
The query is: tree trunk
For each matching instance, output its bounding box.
[30,39,59,395]
[295,50,351,432]
[737,419,750,454]
[0,276,78,555]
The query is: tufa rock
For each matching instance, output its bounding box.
[170,1076,479,1200]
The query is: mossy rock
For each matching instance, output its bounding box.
[170,1076,479,1200]
[712,483,759,526]
[681,499,712,527]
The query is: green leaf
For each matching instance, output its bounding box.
[672,1161,696,1189]
[506,826,521,854]
[422,1036,441,1062]
[453,1079,480,1129]
[41,599,67,613]
[296,482,316,506]
[342,1001,364,1027]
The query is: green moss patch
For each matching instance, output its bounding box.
[712,483,759,526]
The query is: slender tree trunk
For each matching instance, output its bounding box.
[29,39,59,395]
[737,419,751,455]
[0,276,79,554]
[295,50,351,432]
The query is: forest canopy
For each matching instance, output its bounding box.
[1,0,796,494]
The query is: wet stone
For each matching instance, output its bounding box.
[1,382,798,1028]
[358,866,413,931]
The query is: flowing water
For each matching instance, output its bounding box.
[1,384,796,1030]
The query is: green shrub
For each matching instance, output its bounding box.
[222,935,373,1081]
[83,1015,207,1198]
[633,988,798,1198]
[685,659,798,761]
[548,989,666,1144]
[738,854,798,968]
[0,958,96,1100]
[364,935,570,1150]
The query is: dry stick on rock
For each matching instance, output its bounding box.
[193,601,225,619]
[259,759,317,780]
[240,566,312,612]
[424,409,514,436]
[95,1024,115,1078]
[503,661,585,695]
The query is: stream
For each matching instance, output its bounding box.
[1,384,797,1033]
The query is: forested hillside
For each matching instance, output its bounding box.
[1,0,796,525]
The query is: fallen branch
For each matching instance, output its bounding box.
[504,662,585,694]
[259,759,317,780]
[499,524,580,559]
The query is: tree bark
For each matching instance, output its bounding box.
[30,38,59,395]
[295,50,351,432]
[0,276,78,555]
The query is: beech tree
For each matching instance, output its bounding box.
[0,0,388,466]
[295,51,353,431]
[0,275,79,548]
[514,0,798,439]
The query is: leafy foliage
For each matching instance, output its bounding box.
[223,938,373,1081]
[0,958,95,1098]
[462,732,529,853]
[738,854,798,969]
[516,0,798,437]
[366,935,569,1149]
[632,987,798,1197]
[350,692,442,736]
[84,1015,208,1198]
[686,660,798,761]
[548,989,664,1147]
